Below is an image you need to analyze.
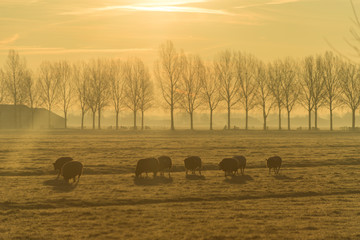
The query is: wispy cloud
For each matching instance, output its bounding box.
[0,47,154,55]
[61,3,233,16]
[0,34,19,45]
[236,0,303,9]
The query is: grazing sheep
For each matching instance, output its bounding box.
[219,158,238,177]
[233,155,246,175]
[158,156,172,177]
[53,157,73,178]
[184,156,202,175]
[266,156,282,174]
[135,158,159,178]
[61,161,83,183]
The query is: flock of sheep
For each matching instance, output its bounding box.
[53,155,283,183]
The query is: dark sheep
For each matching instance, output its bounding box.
[184,156,202,175]
[266,156,282,174]
[219,158,238,177]
[61,161,83,183]
[158,156,172,177]
[53,157,73,178]
[135,158,159,178]
[233,155,246,175]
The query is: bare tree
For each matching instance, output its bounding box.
[0,69,6,128]
[109,59,124,130]
[55,61,73,128]
[73,62,88,130]
[215,50,238,130]
[3,50,26,128]
[201,63,221,130]
[339,60,360,129]
[86,59,110,129]
[234,52,257,130]
[138,63,153,130]
[312,56,325,130]
[154,40,183,130]
[299,56,316,130]
[23,69,40,129]
[319,52,342,131]
[255,60,274,130]
[268,60,285,130]
[179,54,204,130]
[123,58,143,130]
[280,58,299,131]
[38,61,60,128]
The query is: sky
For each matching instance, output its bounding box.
[0,0,358,68]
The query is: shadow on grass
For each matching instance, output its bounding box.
[273,174,303,181]
[43,178,79,192]
[224,175,254,184]
[133,176,173,186]
[185,174,206,180]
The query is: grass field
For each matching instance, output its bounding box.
[0,129,360,239]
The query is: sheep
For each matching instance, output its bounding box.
[266,156,282,174]
[233,155,246,175]
[61,161,83,183]
[158,156,172,177]
[53,157,73,178]
[219,158,238,177]
[184,156,202,175]
[135,158,159,178]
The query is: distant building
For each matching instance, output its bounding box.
[0,104,65,129]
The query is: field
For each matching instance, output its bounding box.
[0,129,360,240]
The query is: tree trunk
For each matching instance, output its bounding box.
[133,109,137,130]
[190,111,193,130]
[141,110,144,130]
[170,105,174,131]
[330,106,333,131]
[308,108,311,130]
[116,111,119,130]
[64,111,67,129]
[210,109,213,130]
[48,106,51,129]
[92,110,96,130]
[98,108,101,130]
[263,107,267,131]
[14,102,18,129]
[31,108,34,129]
[287,110,291,131]
[352,108,356,130]
[227,104,231,130]
[81,110,85,130]
[314,106,318,130]
[278,103,281,130]
[245,107,248,130]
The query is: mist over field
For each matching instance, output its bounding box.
[0,130,360,239]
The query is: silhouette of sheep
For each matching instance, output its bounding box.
[61,161,83,183]
[266,156,282,174]
[135,158,159,178]
[219,158,238,177]
[157,156,172,177]
[233,155,246,175]
[53,157,73,178]
[184,156,202,175]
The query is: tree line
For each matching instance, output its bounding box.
[1,40,360,131]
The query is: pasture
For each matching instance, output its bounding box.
[0,129,359,239]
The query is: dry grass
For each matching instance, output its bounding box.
[0,130,359,239]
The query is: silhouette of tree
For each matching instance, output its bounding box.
[179,54,203,130]
[201,63,221,130]
[234,52,257,130]
[215,50,238,130]
[109,59,124,130]
[319,52,342,131]
[339,60,360,129]
[154,40,183,130]
[38,61,60,128]
[255,60,274,130]
[73,62,89,130]
[138,63,153,130]
[23,69,40,129]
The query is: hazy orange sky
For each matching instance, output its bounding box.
[0,0,358,68]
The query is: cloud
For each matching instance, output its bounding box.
[61,3,233,16]
[0,47,154,55]
[0,34,19,45]
[236,0,303,9]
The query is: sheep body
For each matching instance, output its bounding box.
[61,161,83,183]
[53,157,73,178]
[219,158,238,177]
[266,156,282,174]
[135,158,159,178]
[184,156,202,175]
